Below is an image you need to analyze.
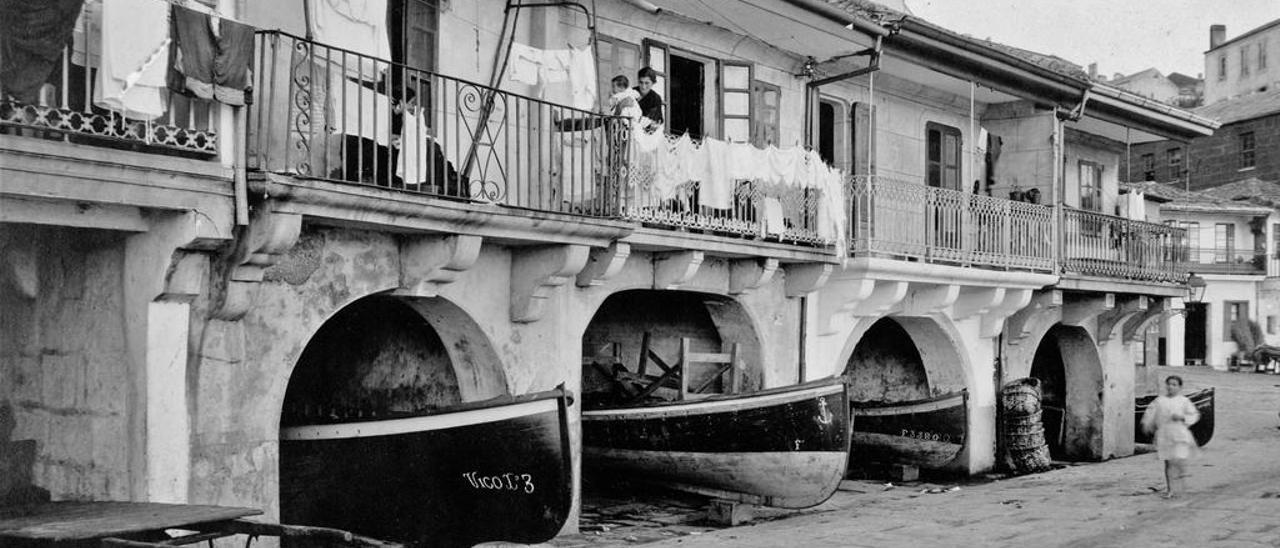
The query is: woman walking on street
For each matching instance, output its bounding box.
[1140,375,1200,498]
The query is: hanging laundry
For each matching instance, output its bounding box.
[567,44,596,111]
[96,0,170,120]
[507,42,542,86]
[763,197,785,236]
[701,138,733,210]
[71,0,100,69]
[309,0,391,79]
[0,0,87,104]
[539,50,571,84]
[330,71,394,146]
[398,109,460,193]
[727,141,760,181]
[168,5,255,106]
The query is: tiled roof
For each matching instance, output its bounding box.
[1193,87,1280,125]
[1199,178,1280,209]
[1121,181,1274,215]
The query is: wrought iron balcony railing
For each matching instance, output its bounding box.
[249,31,628,217]
[1061,207,1188,283]
[0,15,218,156]
[846,176,1055,271]
[1188,250,1269,275]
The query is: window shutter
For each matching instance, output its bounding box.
[751,80,781,148]
[852,102,875,177]
[642,39,670,121]
[720,62,753,142]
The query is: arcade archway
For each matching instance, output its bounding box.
[1030,323,1104,460]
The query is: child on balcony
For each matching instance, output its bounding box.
[606,74,643,121]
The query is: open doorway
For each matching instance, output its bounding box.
[668,54,706,139]
[1184,302,1208,365]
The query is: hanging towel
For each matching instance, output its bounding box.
[71,0,101,70]
[0,0,85,104]
[330,71,394,146]
[567,44,596,111]
[701,138,733,209]
[168,5,255,106]
[507,42,542,86]
[539,49,570,84]
[763,197,785,236]
[727,141,759,181]
[398,108,459,191]
[96,0,170,120]
[309,0,390,79]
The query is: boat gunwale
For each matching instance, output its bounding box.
[851,390,968,416]
[282,387,566,428]
[281,389,568,440]
[581,378,845,420]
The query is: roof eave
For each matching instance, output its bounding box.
[1086,88,1220,141]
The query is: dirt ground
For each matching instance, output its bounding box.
[547,366,1280,547]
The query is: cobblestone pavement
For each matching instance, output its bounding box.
[555,367,1280,548]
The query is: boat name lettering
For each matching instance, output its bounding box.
[900,429,951,443]
[462,471,536,493]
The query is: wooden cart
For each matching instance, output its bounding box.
[0,501,400,547]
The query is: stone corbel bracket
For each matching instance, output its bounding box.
[784,264,832,297]
[900,283,960,316]
[979,288,1035,338]
[1122,298,1169,343]
[813,279,909,336]
[511,245,589,323]
[576,242,631,288]
[1062,293,1114,327]
[951,287,1006,321]
[728,258,779,295]
[653,251,704,290]
[394,234,482,297]
[213,207,303,320]
[1000,289,1055,341]
[1096,295,1148,341]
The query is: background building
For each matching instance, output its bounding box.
[1204,20,1280,105]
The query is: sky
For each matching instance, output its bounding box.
[906,0,1280,78]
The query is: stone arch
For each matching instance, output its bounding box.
[579,289,765,406]
[1029,323,1104,460]
[838,315,971,400]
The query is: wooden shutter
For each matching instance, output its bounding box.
[851,102,875,177]
[750,80,780,147]
[642,39,670,121]
[720,62,752,142]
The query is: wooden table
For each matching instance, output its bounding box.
[0,502,400,547]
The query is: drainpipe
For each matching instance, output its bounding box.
[1051,89,1089,274]
[781,0,893,39]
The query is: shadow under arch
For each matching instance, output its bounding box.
[1030,323,1104,460]
[841,316,970,400]
[580,289,765,406]
[281,294,509,426]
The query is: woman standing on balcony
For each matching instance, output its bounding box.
[634,67,663,133]
[1140,375,1200,499]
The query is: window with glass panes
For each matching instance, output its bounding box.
[926,123,961,190]
[1167,147,1183,179]
[1141,153,1155,180]
[597,36,641,108]
[750,80,780,147]
[1079,161,1102,212]
[1241,47,1251,77]
[1240,132,1256,168]
[720,63,752,142]
[1215,223,1235,262]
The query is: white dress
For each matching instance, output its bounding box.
[1140,394,1200,460]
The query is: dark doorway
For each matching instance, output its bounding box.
[1030,328,1068,458]
[818,101,836,165]
[1185,302,1208,365]
[668,55,705,139]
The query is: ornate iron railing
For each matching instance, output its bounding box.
[249,31,627,217]
[847,175,1055,271]
[619,137,831,246]
[0,23,218,155]
[1188,250,1268,275]
[1061,207,1188,282]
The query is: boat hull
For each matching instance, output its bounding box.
[1134,387,1215,447]
[280,390,571,548]
[851,391,967,469]
[582,378,850,509]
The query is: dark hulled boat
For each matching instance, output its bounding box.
[279,389,572,548]
[1134,387,1215,446]
[850,390,967,469]
[582,378,850,509]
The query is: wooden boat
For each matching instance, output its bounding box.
[1134,387,1215,447]
[279,388,572,548]
[582,378,850,509]
[850,390,967,469]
